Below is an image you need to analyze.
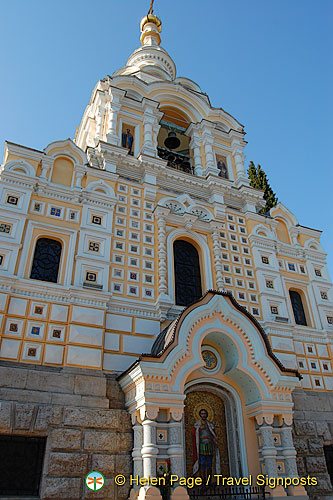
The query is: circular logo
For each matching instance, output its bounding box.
[85,471,105,491]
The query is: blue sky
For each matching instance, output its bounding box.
[1,0,332,275]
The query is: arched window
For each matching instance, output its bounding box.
[289,290,307,326]
[30,238,62,283]
[173,240,202,306]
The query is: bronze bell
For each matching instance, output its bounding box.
[164,131,180,150]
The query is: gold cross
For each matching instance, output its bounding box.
[148,0,154,14]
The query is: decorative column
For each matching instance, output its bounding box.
[152,120,160,153]
[132,416,143,489]
[168,419,184,479]
[203,133,219,176]
[40,157,52,180]
[256,415,286,497]
[142,112,155,156]
[234,151,245,177]
[192,137,203,176]
[280,418,308,496]
[155,208,170,291]
[289,228,301,247]
[211,224,224,292]
[106,90,123,145]
[157,213,167,296]
[154,206,173,320]
[192,137,204,179]
[168,410,189,500]
[231,139,249,186]
[141,102,162,157]
[94,94,107,145]
[74,167,85,188]
[186,124,203,177]
[141,418,158,478]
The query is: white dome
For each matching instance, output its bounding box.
[112,15,176,82]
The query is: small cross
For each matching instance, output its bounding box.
[203,351,216,368]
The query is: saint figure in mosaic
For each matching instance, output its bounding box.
[192,408,221,480]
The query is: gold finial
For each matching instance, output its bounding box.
[148,0,154,15]
[140,0,162,44]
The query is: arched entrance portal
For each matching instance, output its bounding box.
[119,291,306,500]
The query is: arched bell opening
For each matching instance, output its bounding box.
[157,107,193,174]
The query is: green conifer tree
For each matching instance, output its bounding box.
[247,162,278,215]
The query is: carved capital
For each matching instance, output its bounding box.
[255,414,274,426]
[170,408,183,421]
[183,214,197,231]
[282,414,293,426]
[154,206,170,219]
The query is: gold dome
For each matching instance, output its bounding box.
[140,14,162,33]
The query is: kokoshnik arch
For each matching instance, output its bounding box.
[0,7,332,500]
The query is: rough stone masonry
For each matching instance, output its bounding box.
[292,389,333,500]
[0,362,133,500]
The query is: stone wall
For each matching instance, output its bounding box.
[292,389,333,500]
[0,362,133,500]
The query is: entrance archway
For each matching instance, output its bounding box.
[119,291,305,500]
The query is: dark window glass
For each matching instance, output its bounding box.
[30,238,62,283]
[289,290,307,326]
[324,445,333,483]
[0,435,46,496]
[174,240,202,306]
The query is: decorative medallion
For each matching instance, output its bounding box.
[202,349,218,371]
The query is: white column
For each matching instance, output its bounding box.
[95,104,105,143]
[280,422,308,496]
[155,208,169,296]
[232,145,250,187]
[141,419,158,478]
[157,216,167,295]
[40,158,52,180]
[141,108,158,157]
[154,206,172,320]
[191,134,203,177]
[211,226,224,291]
[260,422,278,477]
[289,228,300,246]
[258,417,286,497]
[203,133,218,176]
[74,168,84,188]
[280,424,297,477]
[133,417,143,488]
[142,118,154,156]
[167,420,184,479]
[106,98,121,145]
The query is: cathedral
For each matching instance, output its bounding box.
[0,9,332,500]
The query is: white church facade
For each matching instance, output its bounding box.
[0,10,332,500]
